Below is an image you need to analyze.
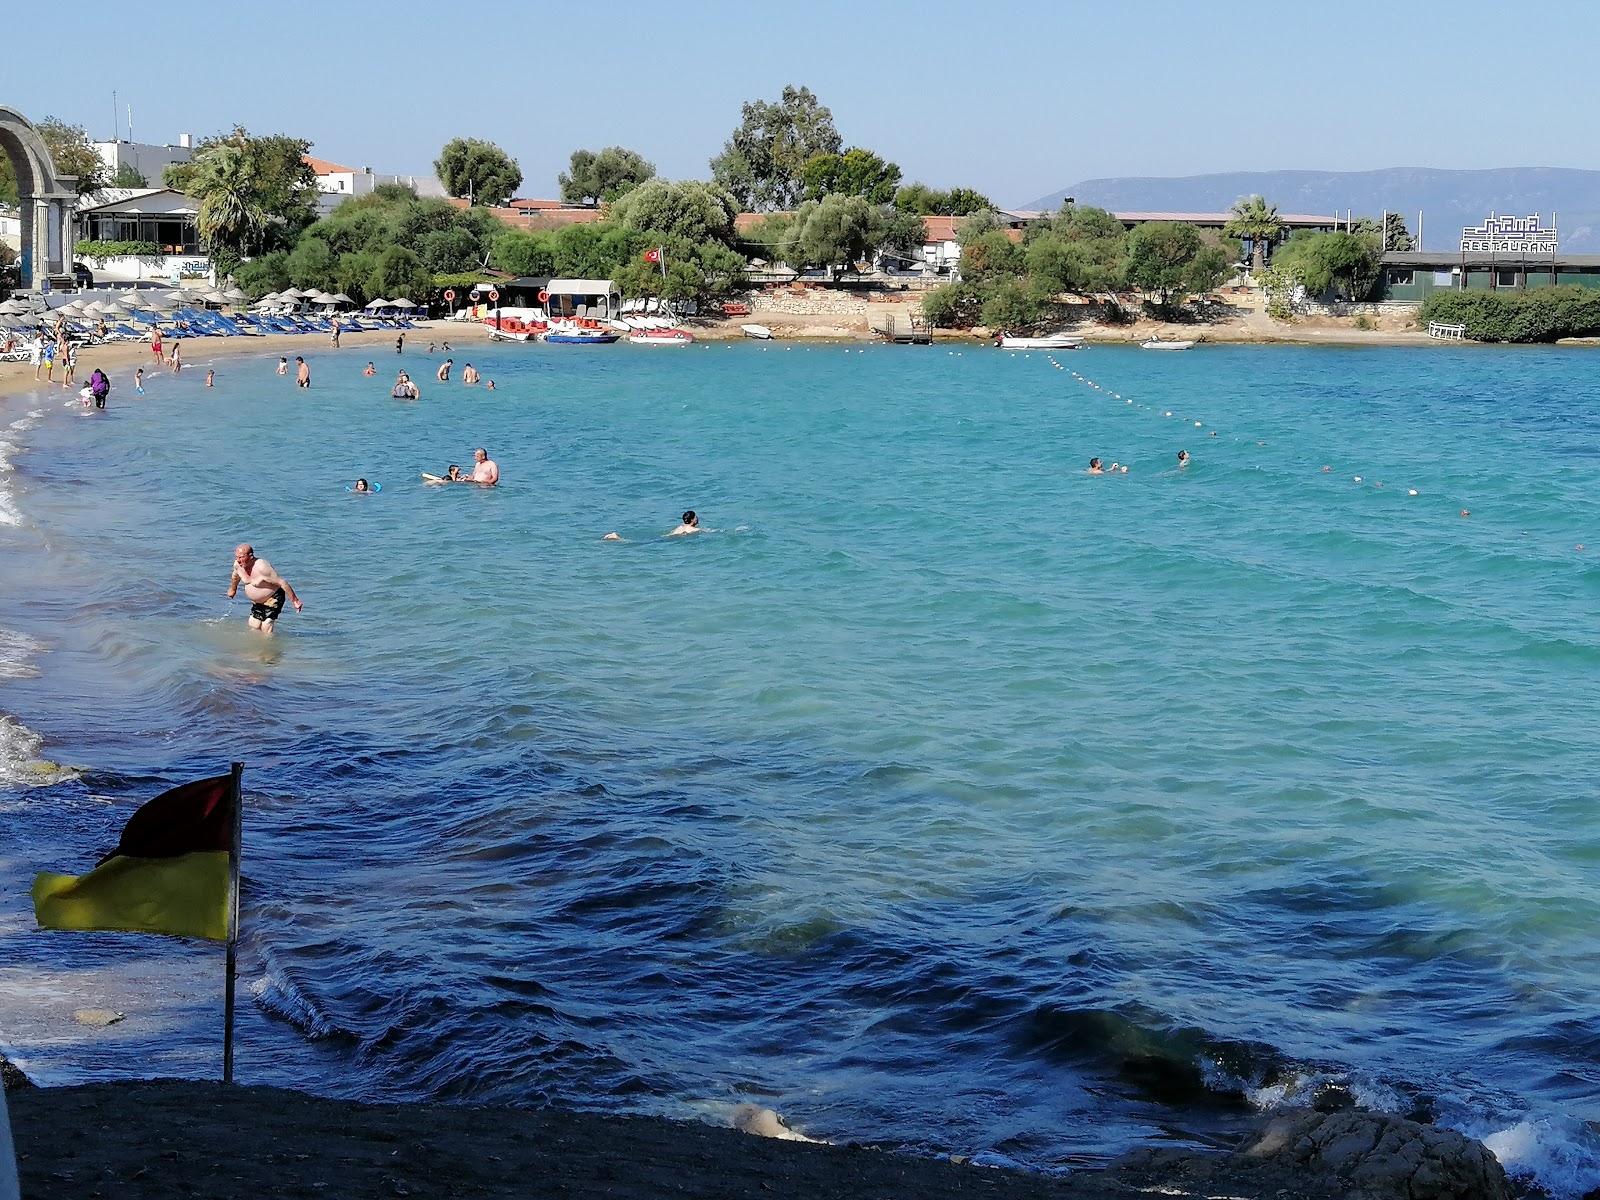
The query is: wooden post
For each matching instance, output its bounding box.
[222,761,243,1083]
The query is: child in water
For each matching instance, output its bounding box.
[134,367,145,394]
[205,369,214,388]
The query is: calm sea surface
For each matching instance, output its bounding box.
[1,339,1597,1193]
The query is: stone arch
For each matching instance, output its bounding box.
[0,105,80,290]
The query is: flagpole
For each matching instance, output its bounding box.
[222,761,243,1084]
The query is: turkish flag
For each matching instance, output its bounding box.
[644,248,661,263]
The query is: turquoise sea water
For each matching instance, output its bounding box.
[1,338,1597,1193]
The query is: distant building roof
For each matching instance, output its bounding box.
[1111,211,1338,227]
[77,187,195,215]
[506,198,572,211]
[444,197,605,229]
[1383,251,1600,267]
[303,155,359,176]
[922,216,962,243]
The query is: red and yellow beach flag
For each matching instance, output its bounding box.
[32,775,235,941]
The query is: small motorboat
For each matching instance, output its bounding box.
[1141,338,1196,350]
[741,323,774,340]
[543,320,620,345]
[997,332,1083,349]
[487,327,533,342]
[628,328,695,346]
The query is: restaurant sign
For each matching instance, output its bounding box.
[1460,212,1557,254]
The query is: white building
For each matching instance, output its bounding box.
[304,155,448,214]
[91,136,193,187]
[73,188,212,284]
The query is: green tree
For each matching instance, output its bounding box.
[112,163,149,188]
[786,195,885,276]
[189,142,269,261]
[1273,231,1381,301]
[1223,194,1283,273]
[164,128,318,253]
[1351,213,1415,252]
[285,235,337,291]
[1124,221,1209,304]
[233,251,290,297]
[418,226,483,273]
[877,208,927,268]
[434,137,522,207]
[958,228,1025,284]
[559,146,656,205]
[609,179,738,245]
[893,183,994,216]
[368,244,432,301]
[490,228,559,277]
[801,148,901,204]
[38,117,109,194]
[710,85,842,210]
[981,279,1045,330]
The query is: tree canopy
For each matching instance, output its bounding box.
[801,148,901,204]
[1223,195,1282,273]
[1124,221,1230,303]
[608,179,738,245]
[435,137,522,207]
[1271,230,1381,302]
[893,183,994,216]
[163,128,319,260]
[559,146,656,206]
[710,85,842,211]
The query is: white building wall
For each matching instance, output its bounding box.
[91,140,192,186]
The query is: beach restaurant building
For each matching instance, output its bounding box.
[1378,213,1600,300]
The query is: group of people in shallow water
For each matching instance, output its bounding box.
[1088,450,1190,474]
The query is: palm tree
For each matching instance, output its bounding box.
[191,139,268,258]
[1224,195,1283,274]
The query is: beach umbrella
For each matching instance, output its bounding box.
[282,287,307,299]
[389,297,415,309]
[0,299,28,314]
[331,293,353,305]
[365,298,390,309]
[223,285,249,300]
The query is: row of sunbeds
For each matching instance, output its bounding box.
[0,309,428,361]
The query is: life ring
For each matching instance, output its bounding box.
[537,289,550,303]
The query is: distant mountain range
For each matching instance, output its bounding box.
[1022,169,1600,252]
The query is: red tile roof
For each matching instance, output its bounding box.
[303,155,358,176]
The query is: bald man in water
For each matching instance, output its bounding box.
[227,543,304,634]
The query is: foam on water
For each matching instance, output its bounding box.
[1,344,1598,1197]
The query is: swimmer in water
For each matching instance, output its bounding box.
[668,510,703,536]
[134,367,144,394]
[1088,458,1104,474]
[446,464,464,481]
[206,369,214,388]
[276,357,288,375]
[1177,450,1190,467]
[485,380,495,390]
[437,359,453,382]
[353,478,370,492]
[461,364,480,385]
[602,532,625,541]
[363,362,376,376]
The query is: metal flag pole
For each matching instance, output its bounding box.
[222,761,243,1083]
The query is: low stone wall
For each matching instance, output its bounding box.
[1296,300,1419,318]
[749,291,870,317]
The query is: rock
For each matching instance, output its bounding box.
[729,1104,821,1143]
[73,1010,125,1027]
[1238,1109,1513,1200]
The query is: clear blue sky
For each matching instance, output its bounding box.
[9,0,1598,206]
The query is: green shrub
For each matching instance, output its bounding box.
[1419,286,1600,342]
[74,240,160,259]
[1353,314,1373,331]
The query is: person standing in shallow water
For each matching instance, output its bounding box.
[227,543,304,635]
[296,357,310,388]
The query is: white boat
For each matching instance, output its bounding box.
[741,324,773,340]
[628,328,695,346]
[486,327,532,342]
[1141,338,1195,351]
[997,332,1083,349]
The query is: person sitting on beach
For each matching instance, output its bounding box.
[437,359,453,382]
[1087,458,1104,474]
[461,364,480,385]
[668,510,703,536]
[363,362,376,376]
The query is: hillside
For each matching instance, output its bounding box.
[1022,168,1600,251]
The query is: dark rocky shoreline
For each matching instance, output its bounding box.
[3,1061,1520,1200]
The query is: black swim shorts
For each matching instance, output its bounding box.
[249,588,286,623]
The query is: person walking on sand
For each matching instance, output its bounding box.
[330,323,341,349]
[227,543,303,635]
[62,341,78,388]
[296,357,310,388]
[151,329,163,365]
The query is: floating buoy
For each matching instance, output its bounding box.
[1194,421,1202,426]
[1354,476,1363,482]
[1408,489,1418,496]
